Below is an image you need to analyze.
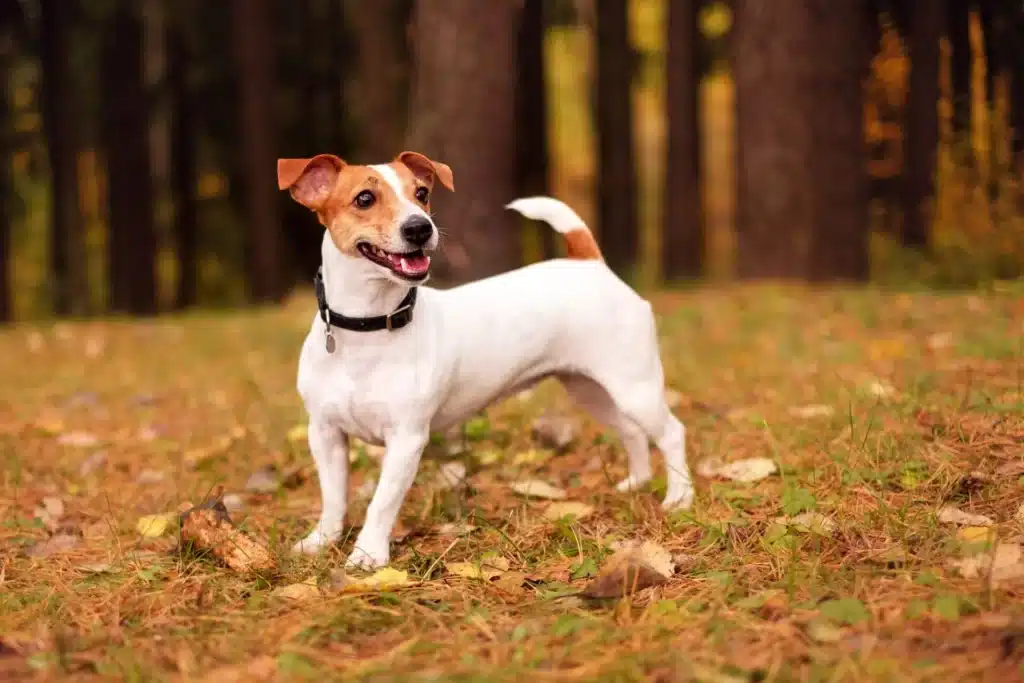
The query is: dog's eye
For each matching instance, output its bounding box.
[354,190,376,209]
[414,187,429,204]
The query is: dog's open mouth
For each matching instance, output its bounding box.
[356,243,431,280]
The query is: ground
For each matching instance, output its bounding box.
[2,283,1024,682]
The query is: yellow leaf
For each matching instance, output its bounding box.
[136,513,175,538]
[542,501,595,522]
[446,555,509,580]
[474,449,502,466]
[272,578,320,601]
[513,449,552,466]
[957,526,996,545]
[341,567,413,592]
[510,480,567,500]
[286,424,308,444]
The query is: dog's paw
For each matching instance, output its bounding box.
[345,540,390,570]
[615,473,652,493]
[292,528,338,555]
[661,486,694,511]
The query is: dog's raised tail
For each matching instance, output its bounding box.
[505,196,602,261]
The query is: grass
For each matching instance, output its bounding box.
[2,282,1024,681]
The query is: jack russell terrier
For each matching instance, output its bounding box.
[277,150,694,569]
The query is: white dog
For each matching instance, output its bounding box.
[277,151,693,569]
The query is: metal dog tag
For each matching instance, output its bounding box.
[324,326,336,354]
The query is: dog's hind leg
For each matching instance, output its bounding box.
[293,419,349,554]
[559,374,653,493]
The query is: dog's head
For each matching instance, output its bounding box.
[277,151,454,284]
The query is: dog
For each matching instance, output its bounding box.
[277,150,694,569]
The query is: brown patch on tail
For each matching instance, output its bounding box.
[564,229,603,260]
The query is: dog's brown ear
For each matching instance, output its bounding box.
[395,151,454,192]
[277,154,346,210]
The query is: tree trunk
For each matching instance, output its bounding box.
[167,6,198,309]
[232,0,285,303]
[662,0,703,282]
[903,0,944,249]
[516,0,555,260]
[40,0,87,315]
[734,0,869,281]
[806,2,870,281]
[947,0,972,140]
[343,0,411,161]
[406,0,522,283]
[594,0,639,276]
[0,43,11,321]
[101,2,158,315]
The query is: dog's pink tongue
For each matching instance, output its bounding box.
[390,253,430,277]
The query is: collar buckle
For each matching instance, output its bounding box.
[386,304,412,331]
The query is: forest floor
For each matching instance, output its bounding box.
[2,283,1024,682]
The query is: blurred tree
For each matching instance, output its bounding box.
[40,0,88,315]
[662,0,704,281]
[406,0,522,282]
[101,1,157,315]
[947,0,971,141]
[594,0,639,275]
[232,0,286,303]
[0,10,15,322]
[167,0,198,309]
[516,0,555,259]
[903,0,943,249]
[343,0,411,162]
[734,0,869,280]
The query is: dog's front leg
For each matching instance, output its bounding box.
[346,429,428,569]
[293,418,349,555]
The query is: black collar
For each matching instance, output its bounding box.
[314,267,417,332]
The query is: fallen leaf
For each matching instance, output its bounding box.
[542,501,595,522]
[78,451,107,476]
[950,543,1024,583]
[179,501,277,574]
[782,512,837,536]
[474,449,503,466]
[609,540,675,578]
[340,567,414,592]
[788,404,835,419]
[446,555,509,580]
[24,532,80,558]
[33,497,65,532]
[77,562,114,574]
[581,554,668,599]
[435,461,467,490]
[957,526,997,545]
[183,435,235,470]
[222,493,245,512]
[272,578,321,602]
[926,332,953,351]
[136,469,166,485]
[136,513,175,538]
[699,457,778,483]
[531,413,579,451]
[511,480,568,500]
[806,618,844,644]
[437,522,476,536]
[245,466,281,494]
[513,449,553,466]
[286,424,308,444]
[866,380,896,399]
[937,505,995,527]
[57,431,99,448]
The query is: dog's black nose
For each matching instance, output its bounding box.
[400,216,434,247]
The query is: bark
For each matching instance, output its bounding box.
[406,0,522,283]
[947,0,972,140]
[594,0,638,275]
[516,0,555,259]
[232,0,285,303]
[903,0,944,249]
[101,2,158,314]
[734,0,869,280]
[40,0,87,315]
[167,7,198,309]
[805,2,871,281]
[662,0,703,281]
[343,0,412,161]
[0,41,11,321]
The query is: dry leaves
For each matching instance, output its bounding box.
[950,543,1024,584]
[446,555,510,581]
[435,461,467,490]
[698,457,778,483]
[24,532,80,558]
[272,578,321,602]
[582,540,674,599]
[531,412,579,451]
[542,501,595,522]
[937,505,995,527]
[788,404,835,419]
[179,501,277,574]
[33,497,64,532]
[510,480,568,500]
[136,513,176,538]
[779,512,838,536]
[337,567,414,592]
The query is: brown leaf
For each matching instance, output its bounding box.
[179,500,277,575]
[245,465,281,494]
[25,532,80,558]
[581,555,668,599]
[531,412,580,451]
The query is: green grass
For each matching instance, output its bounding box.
[2,283,1024,681]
